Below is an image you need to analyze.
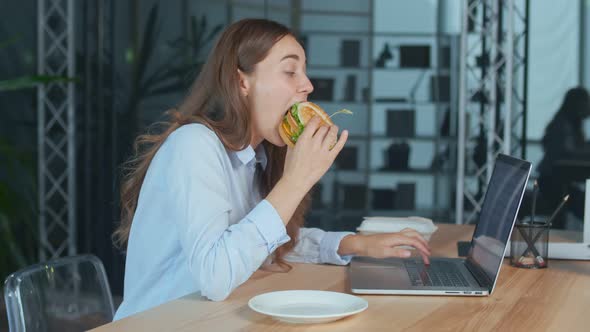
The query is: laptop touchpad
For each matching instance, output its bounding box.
[351,258,411,289]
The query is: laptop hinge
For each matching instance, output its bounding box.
[464,259,493,289]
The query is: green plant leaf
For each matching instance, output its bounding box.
[0,34,21,50]
[0,75,76,92]
[203,25,223,47]
[191,16,203,50]
[0,213,28,268]
[133,2,161,94]
[147,81,186,96]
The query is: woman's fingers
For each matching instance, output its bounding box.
[329,129,348,155]
[299,116,335,148]
[313,125,330,143]
[383,247,412,259]
[384,235,431,264]
[297,116,349,155]
[387,234,430,254]
[381,246,429,265]
[321,124,339,150]
[376,244,430,264]
[299,116,322,140]
[362,232,432,264]
[398,230,431,258]
[400,228,431,251]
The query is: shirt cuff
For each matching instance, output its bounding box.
[319,231,356,265]
[246,199,290,253]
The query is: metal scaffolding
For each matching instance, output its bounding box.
[37,0,77,260]
[456,0,529,224]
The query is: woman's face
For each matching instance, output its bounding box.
[240,34,314,147]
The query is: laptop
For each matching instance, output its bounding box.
[350,154,531,296]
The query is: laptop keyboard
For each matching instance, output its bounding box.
[404,260,470,287]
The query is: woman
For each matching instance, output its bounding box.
[537,87,590,228]
[113,18,431,320]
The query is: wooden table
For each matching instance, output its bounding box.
[92,224,590,331]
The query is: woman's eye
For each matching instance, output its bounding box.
[285,71,296,77]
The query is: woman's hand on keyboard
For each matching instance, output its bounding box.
[338,228,431,264]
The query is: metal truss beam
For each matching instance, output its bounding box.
[38,0,76,260]
[456,0,529,224]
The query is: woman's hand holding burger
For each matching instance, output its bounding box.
[283,115,348,191]
[266,102,348,226]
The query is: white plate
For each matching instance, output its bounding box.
[248,290,368,324]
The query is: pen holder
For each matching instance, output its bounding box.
[510,220,550,269]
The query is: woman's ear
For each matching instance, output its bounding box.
[237,69,251,97]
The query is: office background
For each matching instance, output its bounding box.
[1,0,589,321]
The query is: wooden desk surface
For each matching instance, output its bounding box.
[93,224,590,331]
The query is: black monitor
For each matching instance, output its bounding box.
[399,45,430,68]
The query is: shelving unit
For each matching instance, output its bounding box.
[295,0,373,231]
[229,0,459,230]
[297,0,459,231]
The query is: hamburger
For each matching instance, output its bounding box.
[278,101,352,147]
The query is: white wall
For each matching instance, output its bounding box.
[527,0,580,141]
[374,0,437,33]
[584,0,590,136]
[585,0,590,86]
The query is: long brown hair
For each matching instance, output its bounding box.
[114,19,311,270]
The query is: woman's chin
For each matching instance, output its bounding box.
[274,139,288,147]
[268,134,287,147]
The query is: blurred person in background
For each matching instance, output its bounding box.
[537,87,590,228]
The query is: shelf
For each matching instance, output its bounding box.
[367,135,456,142]
[371,169,440,175]
[346,134,455,142]
[295,5,457,225]
[373,67,451,74]
[310,209,368,216]
[342,135,369,141]
[346,134,368,140]
[301,9,371,17]
[313,101,369,106]
[307,64,371,70]
[370,168,455,176]
[231,2,290,11]
[295,30,371,37]
[373,32,454,38]
[367,209,443,218]
[326,168,454,176]
[371,100,450,106]
[310,208,452,220]
[331,169,368,175]
[297,30,454,38]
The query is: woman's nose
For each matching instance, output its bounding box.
[299,74,314,95]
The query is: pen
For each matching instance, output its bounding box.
[545,194,569,228]
[531,180,538,223]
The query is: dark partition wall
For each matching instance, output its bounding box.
[74,0,232,296]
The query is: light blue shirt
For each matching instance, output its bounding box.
[114,123,354,320]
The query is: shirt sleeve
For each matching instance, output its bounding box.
[164,126,289,301]
[283,227,355,265]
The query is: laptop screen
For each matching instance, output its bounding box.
[467,154,531,284]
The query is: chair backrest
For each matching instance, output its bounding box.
[4,254,115,332]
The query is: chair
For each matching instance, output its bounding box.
[3,254,115,332]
